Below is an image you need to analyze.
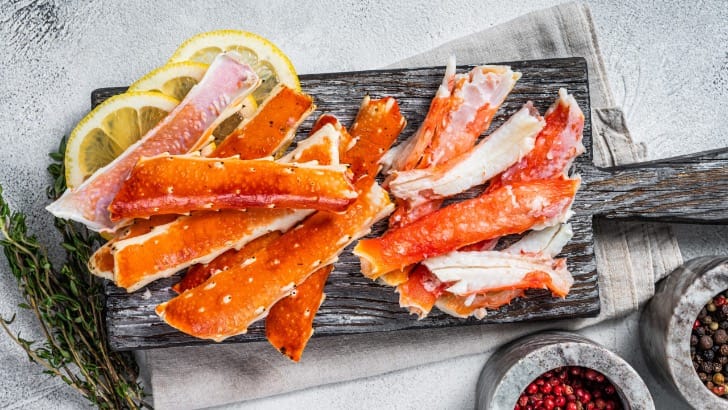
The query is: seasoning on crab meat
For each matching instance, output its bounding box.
[156,178,394,341]
[344,96,406,180]
[211,84,315,159]
[422,250,573,297]
[172,231,282,294]
[265,265,333,362]
[388,103,544,205]
[108,156,357,220]
[47,53,260,232]
[488,88,585,191]
[435,290,525,319]
[355,176,580,278]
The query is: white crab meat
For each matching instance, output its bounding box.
[387,103,544,205]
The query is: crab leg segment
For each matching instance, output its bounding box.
[388,103,543,204]
[265,265,333,362]
[397,223,574,318]
[156,178,394,341]
[113,208,309,293]
[211,84,315,159]
[489,88,585,191]
[262,98,404,358]
[89,215,178,280]
[388,59,520,172]
[108,156,357,220]
[344,96,407,180]
[355,176,580,278]
[435,290,525,319]
[172,231,282,294]
[171,122,343,293]
[423,251,573,297]
[387,60,520,227]
[47,53,259,232]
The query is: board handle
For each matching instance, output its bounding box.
[580,149,728,223]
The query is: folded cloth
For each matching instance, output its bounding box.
[137,2,682,408]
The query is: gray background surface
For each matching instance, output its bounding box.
[0,0,726,408]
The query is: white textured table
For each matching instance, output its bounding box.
[0,1,726,408]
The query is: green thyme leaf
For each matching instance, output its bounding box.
[0,136,147,409]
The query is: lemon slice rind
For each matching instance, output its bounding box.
[167,29,300,94]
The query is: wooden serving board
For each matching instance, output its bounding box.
[97,58,728,351]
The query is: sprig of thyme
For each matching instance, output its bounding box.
[0,137,146,409]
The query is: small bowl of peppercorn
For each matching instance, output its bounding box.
[641,256,728,408]
[476,330,654,410]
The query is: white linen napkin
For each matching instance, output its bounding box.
[137,3,683,408]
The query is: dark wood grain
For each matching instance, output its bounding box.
[101,58,601,351]
[580,149,728,223]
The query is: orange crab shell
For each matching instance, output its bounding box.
[355,176,580,279]
[113,208,309,293]
[435,290,526,319]
[172,231,282,294]
[211,84,315,159]
[265,265,333,362]
[89,214,178,279]
[344,96,407,180]
[155,177,394,341]
[108,156,358,220]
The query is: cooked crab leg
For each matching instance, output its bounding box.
[355,176,580,279]
[388,103,543,205]
[47,53,260,232]
[108,155,357,220]
[91,86,317,279]
[488,88,585,191]
[170,122,344,293]
[156,178,394,341]
[108,124,344,292]
[386,59,520,227]
[412,64,521,169]
[89,215,178,280]
[210,84,315,158]
[435,290,526,319]
[383,57,456,173]
[265,265,333,362]
[422,251,573,297]
[115,208,310,292]
[399,223,574,318]
[344,96,407,180]
[262,97,405,359]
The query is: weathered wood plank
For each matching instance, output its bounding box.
[579,149,728,223]
[101,58,602,351]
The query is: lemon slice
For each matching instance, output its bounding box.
[167,29,300,103]
[65,92,179,188]
[128,61,209,100]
